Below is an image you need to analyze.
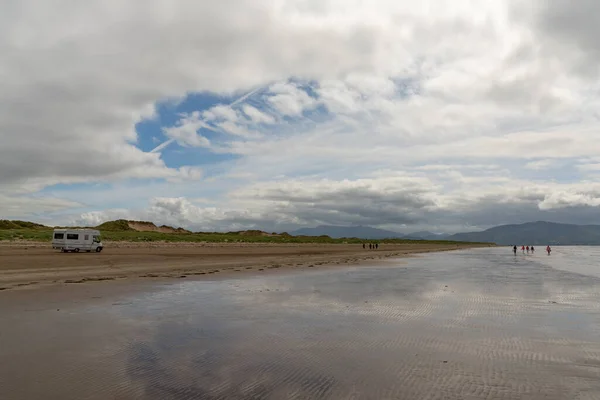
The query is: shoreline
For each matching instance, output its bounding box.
[0,241,493,291]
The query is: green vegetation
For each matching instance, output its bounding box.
[0,220,47,230]
[0,219,492,245]
[0,228,54,242]
[95,219,134,231]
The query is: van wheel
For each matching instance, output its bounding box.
[86,250,91,253]
[74,248,80,253]
[96,247,103,253]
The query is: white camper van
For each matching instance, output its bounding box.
[52,229,104,253]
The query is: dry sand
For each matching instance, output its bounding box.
[0,241,490,290]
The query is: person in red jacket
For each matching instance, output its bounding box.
[546,245,551,255]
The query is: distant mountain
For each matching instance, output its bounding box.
[446,221,600,245]
[290,225,403,239]
[403,231,450,241]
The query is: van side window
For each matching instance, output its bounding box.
[66,234,79,240]
[54,233,64,239]
[84,235,89,240]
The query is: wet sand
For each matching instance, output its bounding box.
[1,247,600,399]
[0,241,486,290]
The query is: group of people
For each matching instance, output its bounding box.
[363,243,379,250]
[512,245,552,255]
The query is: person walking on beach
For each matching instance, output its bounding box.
[363,243,365,249]
[546,245,551,255]
[522,245,525,253]
[531,246,535,253]
[375,243,378,250]
[513,245,517,255]
[526,246,530,253]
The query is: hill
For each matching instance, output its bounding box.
[446,221,600,245]
[96,219,191,233]
[95,220,133,231]
[403,231,450,241]
[290,225,403,239]
[0,220,48,230]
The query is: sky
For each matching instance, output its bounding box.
[2,0,600,234]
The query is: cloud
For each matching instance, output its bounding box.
[76,209,132,227]
[578,162,600,172]
[531,0,600,78]
[202,105,241,123]
[538,191,600,211]
[162,112,211,148]
[0,195,82,218]
[3,1,600,232]
[267,82,319,116]
[1,0,399,188]
[54,171,600,234]
[524,159,556,170]
[242,105,276,124]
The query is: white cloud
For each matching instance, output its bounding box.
[1,0,401,189]
[0,195,81,217]
[267,82,318,116]
[76,209,132,227]
[202,105,240,123]
[168,166,204,182]
[524,159,556,170]
[538,191,600,211]
[242,105,276,124]
[577,162,600,172]
[216,121,254,137]
[3,0,600,231]
[162,112,211,148]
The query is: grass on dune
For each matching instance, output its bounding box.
[0,227,490,245]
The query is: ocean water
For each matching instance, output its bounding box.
[1,247,600,399]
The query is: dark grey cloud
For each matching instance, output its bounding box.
[533,0,600,78]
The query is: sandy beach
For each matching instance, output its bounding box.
[0,241,490,291]
[1,246,600,399]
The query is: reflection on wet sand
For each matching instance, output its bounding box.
[2,247,600,399]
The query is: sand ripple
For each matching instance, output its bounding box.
[1,247,600,399]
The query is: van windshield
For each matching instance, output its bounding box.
[93,236,101,243]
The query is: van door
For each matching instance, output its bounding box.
[92,235,103,252]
